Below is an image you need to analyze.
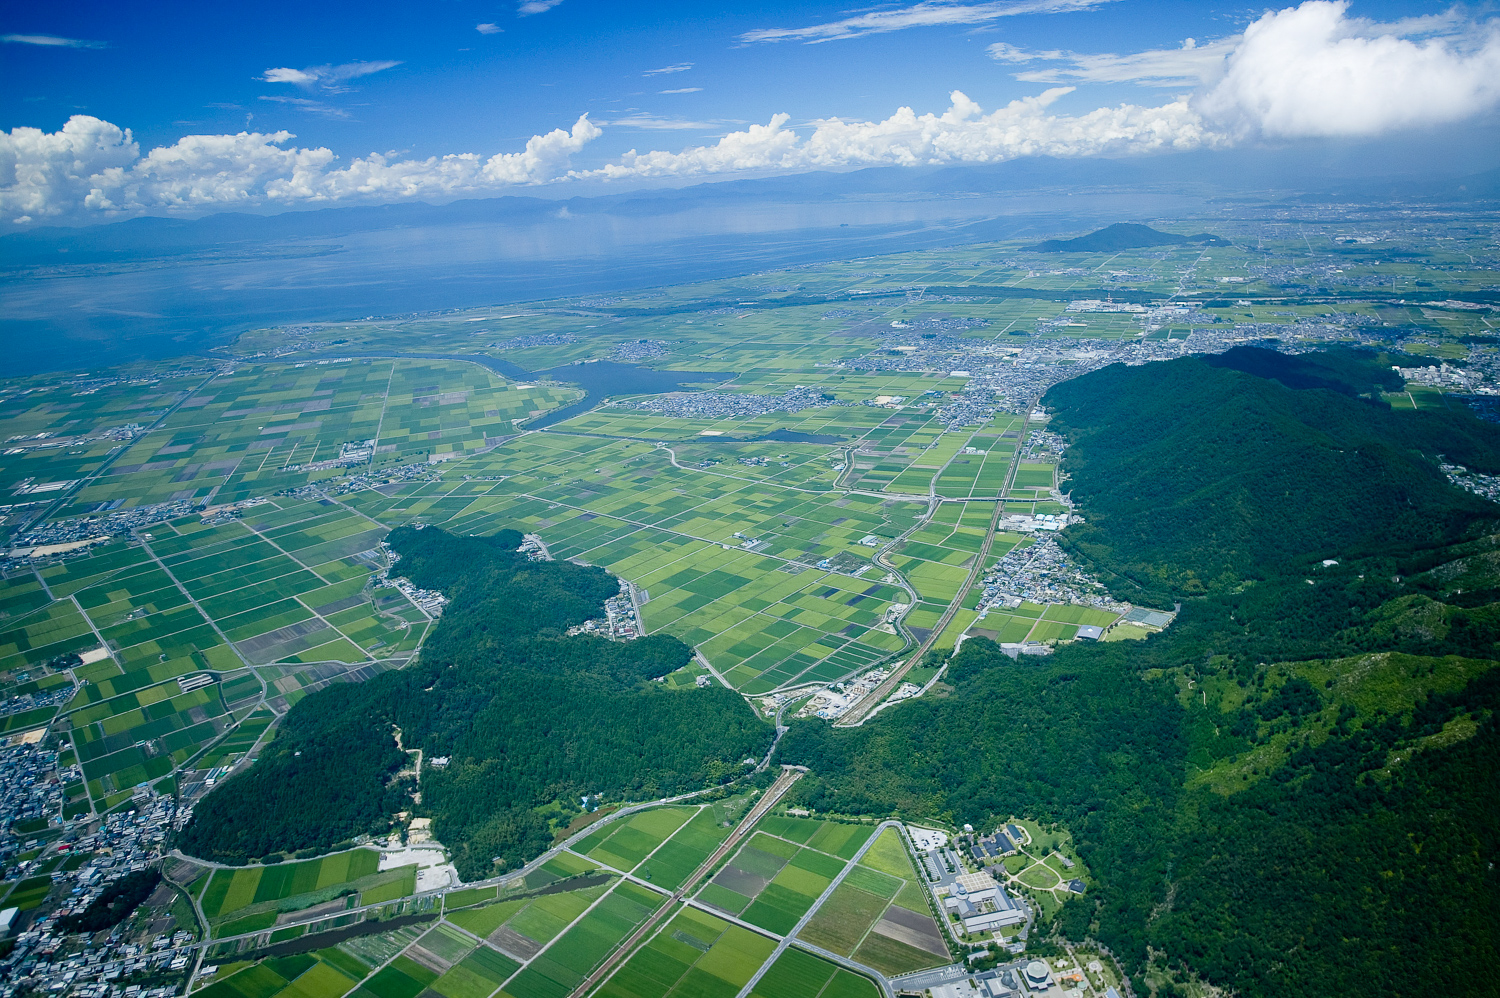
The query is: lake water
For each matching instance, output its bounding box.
[0,188,1210,376]
[308,352,734,428]
[527,361,735,428]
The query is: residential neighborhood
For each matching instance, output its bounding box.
[0,739,192,998]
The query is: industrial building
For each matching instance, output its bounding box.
[942,871,1029,932]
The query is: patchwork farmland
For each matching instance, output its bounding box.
[178,803,932,998]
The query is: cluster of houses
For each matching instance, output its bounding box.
[969,824,1026,863]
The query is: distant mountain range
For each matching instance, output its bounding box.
[3,158,1496,270]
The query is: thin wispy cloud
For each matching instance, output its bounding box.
[606,113,714,130]
[643,63,693,76]
[993,38,1236,87]
[258,95,351,118]
[476,23,503,35]
[2,33,107,49]
[987,42,1063,63]
[518,0,565,15]
[740,0,1121,45]
[260,60,401,93]
[660,87,703,94]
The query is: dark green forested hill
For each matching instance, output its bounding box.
[1044,348,1500,603]
[781,640,1499,998]
[180,527,770,878]
[1025,223,1227,253]
[782,643,1186,952]
[780,350,1500,998]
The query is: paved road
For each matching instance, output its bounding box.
[694,650,734,689]
[568,767,805,998]
[890,963,970,991]
[732,819,906,998]
[835,403,1039,727]
[754,700,794,772]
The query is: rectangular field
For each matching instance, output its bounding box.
[590,906,778,998]
[501,879,666,998]
[572,801,742,893]
[200,849,387,921]
[795,827,947,976]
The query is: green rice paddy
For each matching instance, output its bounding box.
[571,801,742,892]
[195,952,363,998]
[747,948,881,998]
[195,849,420,933]
[795,827,949,977]
[590,906,777,998]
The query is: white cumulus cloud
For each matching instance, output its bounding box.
[482,115,601,183]
[583,89,1216,181]
[518,0,565,14]
[0,116,139,222]
[1195,0,1500,138]
[0,114,600,221]
[85,131,335,212]
[590,116,801,179]
[987,1,1500,136]
[476,23,503,35]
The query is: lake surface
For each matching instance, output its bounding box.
[528,361,736,428]
[309,352,734,429]
[0,188,1212,376]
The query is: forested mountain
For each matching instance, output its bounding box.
[1045,347,1500,604]
[180,527,770,878]
[780,350,1500,997]
[1025,223,1228,252]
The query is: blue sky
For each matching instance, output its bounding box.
[0,1,1239,152]
[3,1,1498,223]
